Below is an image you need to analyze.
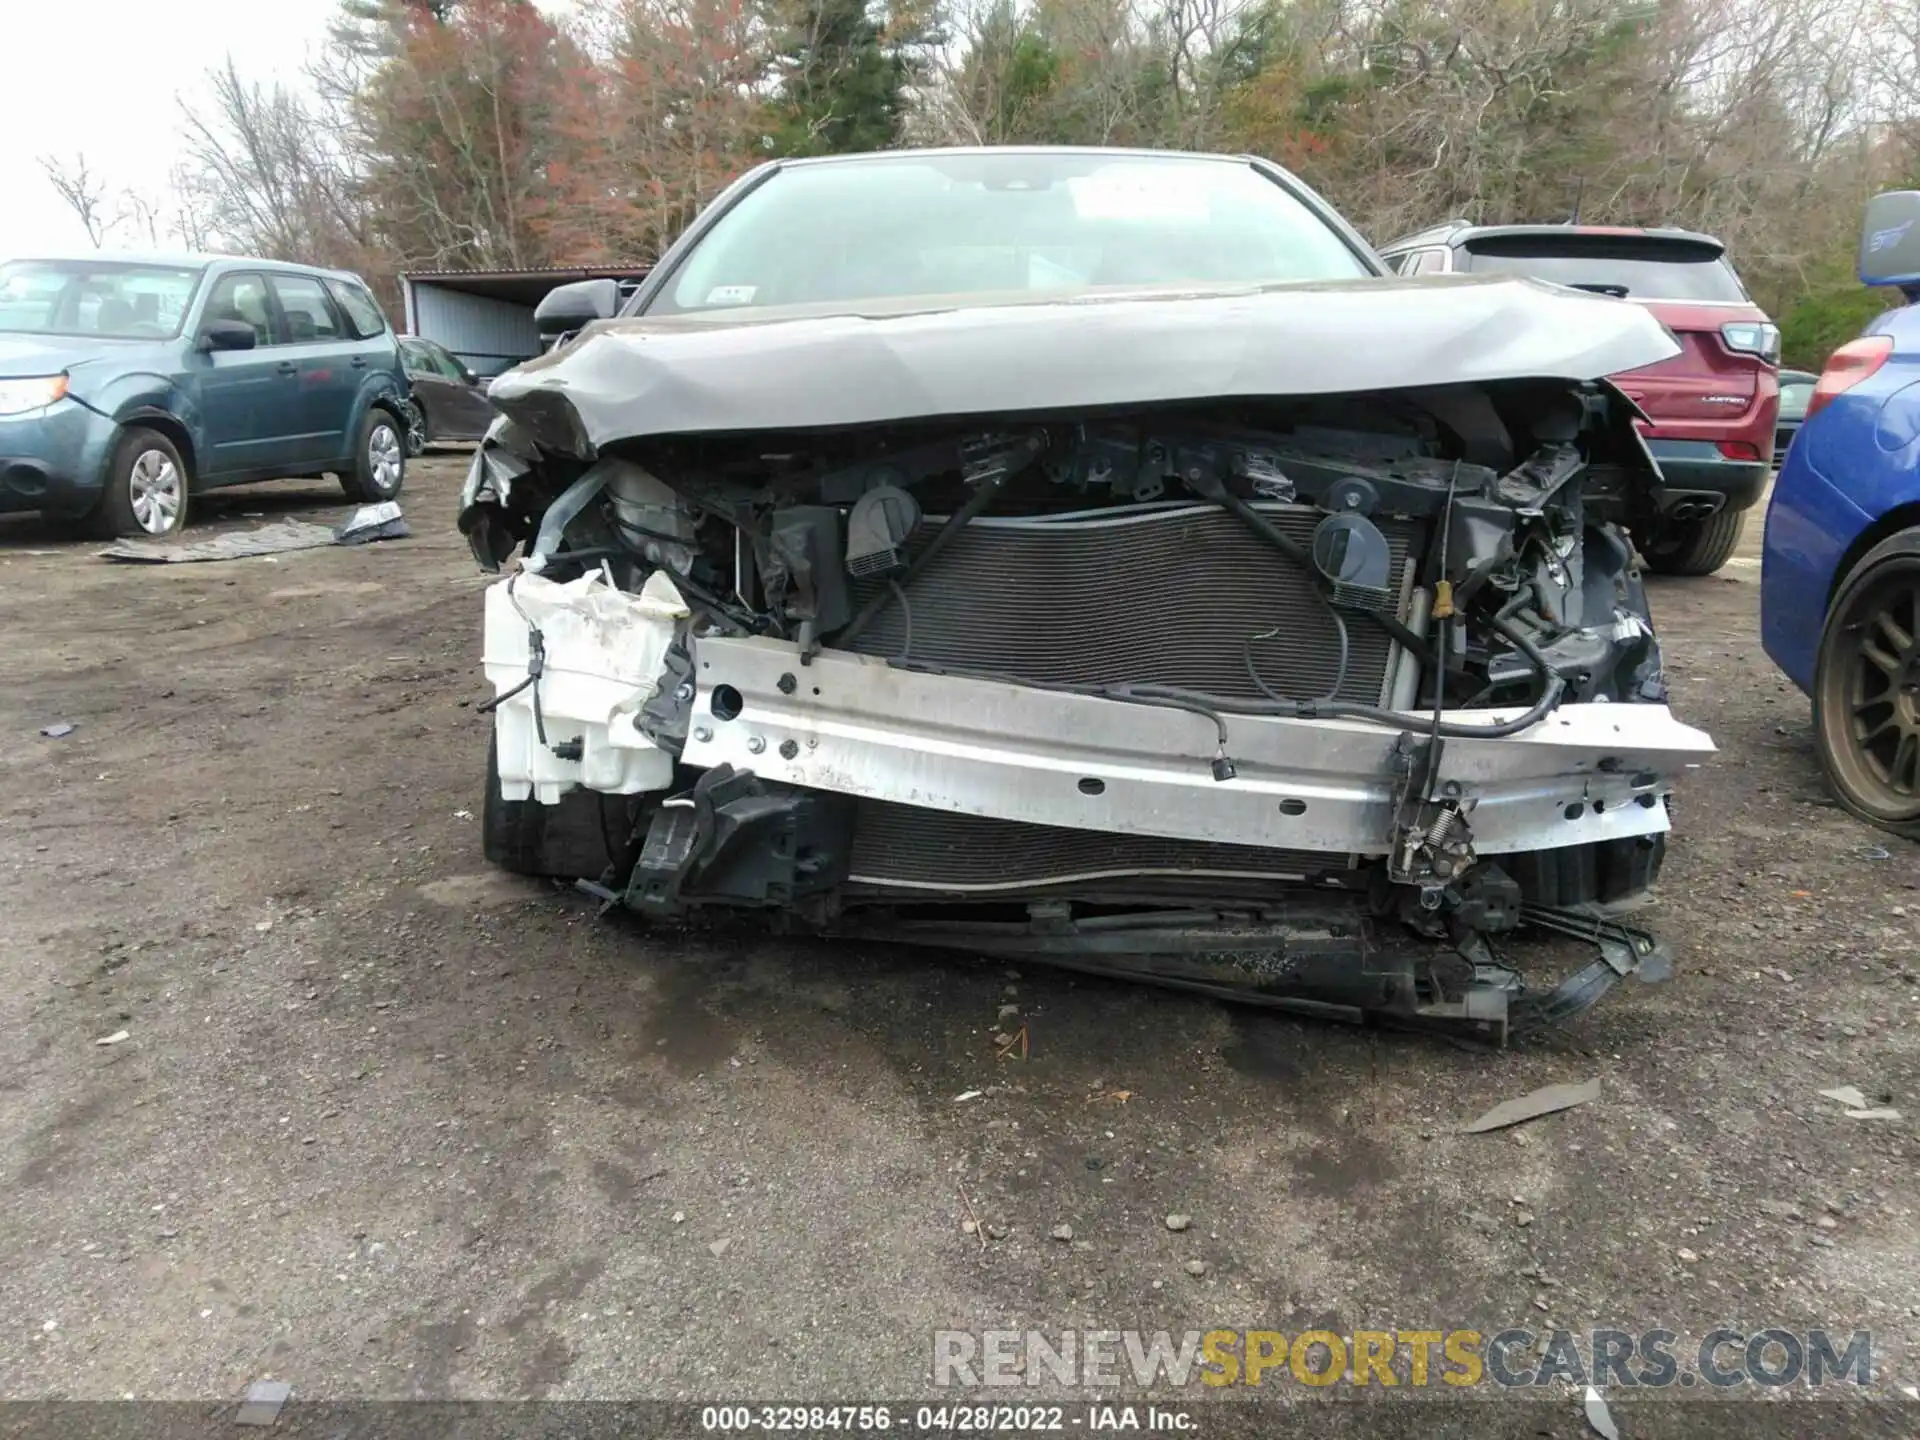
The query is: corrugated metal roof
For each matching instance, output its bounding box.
[401,265,651,282]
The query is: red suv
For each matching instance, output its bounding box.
[1379,224,1779,575]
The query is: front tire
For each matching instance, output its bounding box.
[1812,527,1920,841]
[1641,509,1745,576]
[402,398,428,458]
[85,426,189,539]
[482,732,638,879]
[341,407,406,503]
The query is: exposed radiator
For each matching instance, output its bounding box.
[847,801,1339,894]
[848,503,1417,704]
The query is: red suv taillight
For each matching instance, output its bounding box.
[1807,336,1894,419]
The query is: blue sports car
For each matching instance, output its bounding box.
[1762,190,1920,839]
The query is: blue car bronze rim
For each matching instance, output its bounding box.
[1825,555,1920,818]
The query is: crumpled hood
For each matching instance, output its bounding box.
[488,273,1681,452]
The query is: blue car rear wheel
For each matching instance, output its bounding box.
[1814,525,1920,839]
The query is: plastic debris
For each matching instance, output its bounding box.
[1583,1385,1619,1440]
[1464,1078,1601,1134]
[1819,1086,1900,1119]
[39,723,76,738]
[94,1030,130,1047]
[953,1090,982,1103]
[235,1380,291,1427]
[1863,846,1891,860]
[334,502,410,545]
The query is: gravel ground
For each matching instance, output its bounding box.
[0,458,1915,1432]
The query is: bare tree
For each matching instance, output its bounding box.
[177,56,371,266]
[118,189,166,248]
[39,152,111,248]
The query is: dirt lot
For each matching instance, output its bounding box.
[0,457,1916,1429]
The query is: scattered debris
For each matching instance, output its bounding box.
[41,1320,57,1333]
[1090,1089,1134,1104]
[960,1219,977,1235]
[671,1211,685,1225]
[335,502,410,546]
[39,723,75,738]
[1582,1385,1619,1440]
[94,1030,130,1047]
[1050,1224,1074,1243]
[1676,1247,1698,1264]
[995,1026,1029,1061]
[1818,1086,1901,1120]
[956,1182,988,1254]
[953,1090,983,1103]
[453,809,473,821]
[99,521,337,565]
[1165,1213,1192,1232]
[996,1003,1020,1021]
[254,920,274,933]
[235,1380,292,1427]
[1863,846,1892,861]
[1463,1078,1601,1134]
[708,1238,731,1257]
[1185,1260,1209,1277]
[985,1223,1008,1241]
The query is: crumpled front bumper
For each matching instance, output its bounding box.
[680,635,1713,859]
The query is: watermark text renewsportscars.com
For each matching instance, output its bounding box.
[933,1328,1875,1390]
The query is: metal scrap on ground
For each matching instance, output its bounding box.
[335,501,410,544]
[99,521,338,564]
[1583,1384,1620,1440]
[1818,1086,1901,1120]
[1462,1078,1602,1133]
[98,506,410,564]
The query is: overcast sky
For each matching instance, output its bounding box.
[2,0,571,259]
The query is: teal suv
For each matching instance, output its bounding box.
[0,255,410,537]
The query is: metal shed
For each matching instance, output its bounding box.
[400,266,650,379]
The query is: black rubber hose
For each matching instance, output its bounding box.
[1123,613,1566,738]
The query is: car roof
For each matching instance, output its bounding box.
[1381,222,1725,255]
[5,251,371,282]
[775,144,1264,169]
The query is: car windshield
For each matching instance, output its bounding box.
[0,260,204,339]
[1460,236,1748,303]
[651,152,1370,315]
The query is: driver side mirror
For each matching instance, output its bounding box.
[197,318,257,352]
[1860,190,1920,288]
[534,278,620,336]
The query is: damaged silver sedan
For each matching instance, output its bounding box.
[459,148,1713,1041]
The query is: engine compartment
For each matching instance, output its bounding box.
[468,379,1668,717]
[463,377,1708,1040]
